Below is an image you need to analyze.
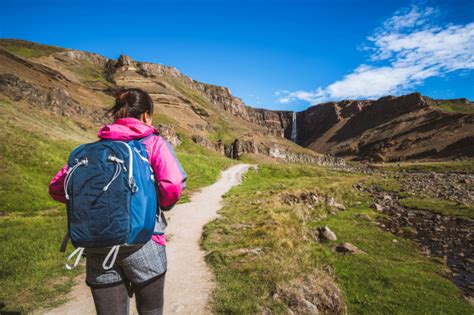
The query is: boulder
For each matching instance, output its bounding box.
[235,247,263,256]
[302,299,319,314]
[334,243,366,255]
[277,271,347,315]
[157,124,181,147]
[325,196,346,211]
[372,202,384,212]
[117,54,134,67]
[352,213,371,221]
[318,226,337,241]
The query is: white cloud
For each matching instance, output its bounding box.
[278,5,474,105]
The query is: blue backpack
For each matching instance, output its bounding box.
[62,136,158,270]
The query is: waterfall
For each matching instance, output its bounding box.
[291,111,297,142]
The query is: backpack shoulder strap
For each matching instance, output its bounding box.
[137,133,157,143]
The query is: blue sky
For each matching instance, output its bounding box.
[1,0,473,111]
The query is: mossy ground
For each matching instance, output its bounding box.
[0,39,64,58]
[434,101,474,114]
[202,164,473,314]
[371,160,474,173]
[399,196,474,219]
[371,162,474,219]
[75,60,110,88]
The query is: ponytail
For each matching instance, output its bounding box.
[108,88,154,120]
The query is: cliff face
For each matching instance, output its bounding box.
[294,93,474,161]
[108,53,296,138]
[246,108,293,137]
[190,83,294,137]
[0,39,331,165]
[1,39,472,162]
[182,61,474,162]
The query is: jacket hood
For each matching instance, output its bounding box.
[98,118,158,141]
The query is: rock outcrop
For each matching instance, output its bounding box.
[294,93,474,161]
[55,49,108,67]
[157,124,181,147]
[0,73,109,125]
[72,48,474,162]
[0,73,84,116]
[137,56,474,162]
[190,134,346,166]
[2,39,472,162]
[277,271,347,314]
[246,108,293,137]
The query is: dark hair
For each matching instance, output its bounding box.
[108,88,154,119]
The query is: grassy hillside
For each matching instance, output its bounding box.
[434,100,474,114]
[0,40,240,312]
[0,99,85,311]
[1,38,472,314]
[176,136,237,202]
[371,160,474,173]
[0,98,235,313]
[202,164,472,314]
[0,39,64,58]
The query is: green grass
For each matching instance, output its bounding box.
[0,209,81,313]
[317,208,471,314]
[176,135,236,202]
[0,100,236,311]
[75,60,109,87]
[400,196,474,219]
[165,78,243,143]
[0,121,78,213]
[166,77,213,111]
[178,152,236,192]
[372,160,474,173]
[0,39,64,58]
[202,164,472,314]
[0,107,82,312]
[208,116,240,143]
[153,113,180,125]
[434,101,474,114]
[374,176,402,192]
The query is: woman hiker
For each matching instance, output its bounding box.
[49,88,187,315]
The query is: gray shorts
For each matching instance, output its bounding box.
[86,240,167,287]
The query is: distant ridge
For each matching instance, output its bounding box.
[0,38,473,161]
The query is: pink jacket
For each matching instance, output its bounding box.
[48,117,187,245]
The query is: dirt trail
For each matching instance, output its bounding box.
[39,164,251,315]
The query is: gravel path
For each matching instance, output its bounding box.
[39,164,251,315]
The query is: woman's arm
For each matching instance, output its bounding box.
[146,136,187,209]
[48,164,68,204]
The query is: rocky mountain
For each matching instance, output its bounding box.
[0,39,472,163]
[0,39,342,166]
[293,93,474,161]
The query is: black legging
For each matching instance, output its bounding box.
[91,273,165,315]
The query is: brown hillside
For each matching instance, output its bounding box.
[1,39,472,162]
[294,93,474,161]
[0,39,338,165]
